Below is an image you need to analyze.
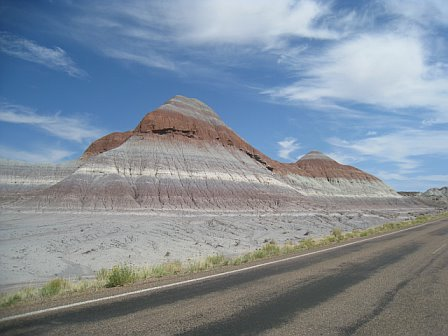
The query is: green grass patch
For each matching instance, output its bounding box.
[40,278,69,297]
[1,287,35,307]
[102,265,137,288]
[0,278,101,308]
[2,211,447,309]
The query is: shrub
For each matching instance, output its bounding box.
[344,232,354,239]
[40,278,68,297]
[282,241,296,254]
[151,261,182,277]
[205,254,226,267]
[96,268,109,282]
[232,253,252,265]
[1,293,22,307]
[260,241,280,256]
[299,238,316,249]
[331,227,344,241]
[2,211,447,309]
[105,265,136,287]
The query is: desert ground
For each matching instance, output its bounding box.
[0,207,431,292]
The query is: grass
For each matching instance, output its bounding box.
[0,279,103,310]
[40,278,69,297]
[102,265,137,288]
[1,211,447,309]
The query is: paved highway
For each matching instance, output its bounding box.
[1,219,447,335]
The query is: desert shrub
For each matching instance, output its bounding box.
[344,232,354,239]
[381,223,396,231]
[261,241,281,256]
[252,249,266,259]
[2,212,447,309]
[282,241,297,254]
[205,254,226,267]
[1,293,22,307]
[299,238,316,249]
[96,268,109,282]
[232,252,252,265]
[1,287,37,308]
[327,236,337,243]
[244,241,281,261]
[151,261,182,277]
[105,265,136,287]
[71,280,92,292]
[331,227,344,241]
[40,278,68,297]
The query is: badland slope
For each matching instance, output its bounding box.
[3,96,407,210]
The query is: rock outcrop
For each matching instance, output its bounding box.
[282,151,398,197]
[4,95,407,210]
[418,187,448,208]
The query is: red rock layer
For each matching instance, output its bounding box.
[82,131,133,160]
[80,96,377,182]
[81,97,293,174]
[294,151,378,181]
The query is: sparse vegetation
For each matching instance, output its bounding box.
[40,278,69,297]
[102,265,137,288]
[331,227,344,242]
[1,211,447,309]
[0,279,102,309]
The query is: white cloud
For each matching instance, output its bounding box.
[0,102,104,143]
[106,49,176,71]
[384,0,448,27]
[375,171,448,191]
[277,137,300,161]
[330,128,448,191]
[0,31,87,78]
[375,170,408,181]
[328,129,448,170]
[268,33,448,122]
[175,0,337,46]
[0,145,73,163]
[327,152,360,165]
[377,172,448,183]
[66,0,336,72]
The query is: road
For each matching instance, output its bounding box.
[1,218,447,335]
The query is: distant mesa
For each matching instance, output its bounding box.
[1,95,412,211]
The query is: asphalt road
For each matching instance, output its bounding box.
[1,218,447,335]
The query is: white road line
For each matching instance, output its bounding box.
[0,218,444,323]
[432,243,447,255]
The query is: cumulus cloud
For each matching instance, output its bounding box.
[277,137,301,161]
[0,31,87,78]
[0,101,104,143]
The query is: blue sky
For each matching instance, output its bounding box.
[0,0,447,191]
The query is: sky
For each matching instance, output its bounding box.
[0,0,447,191]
